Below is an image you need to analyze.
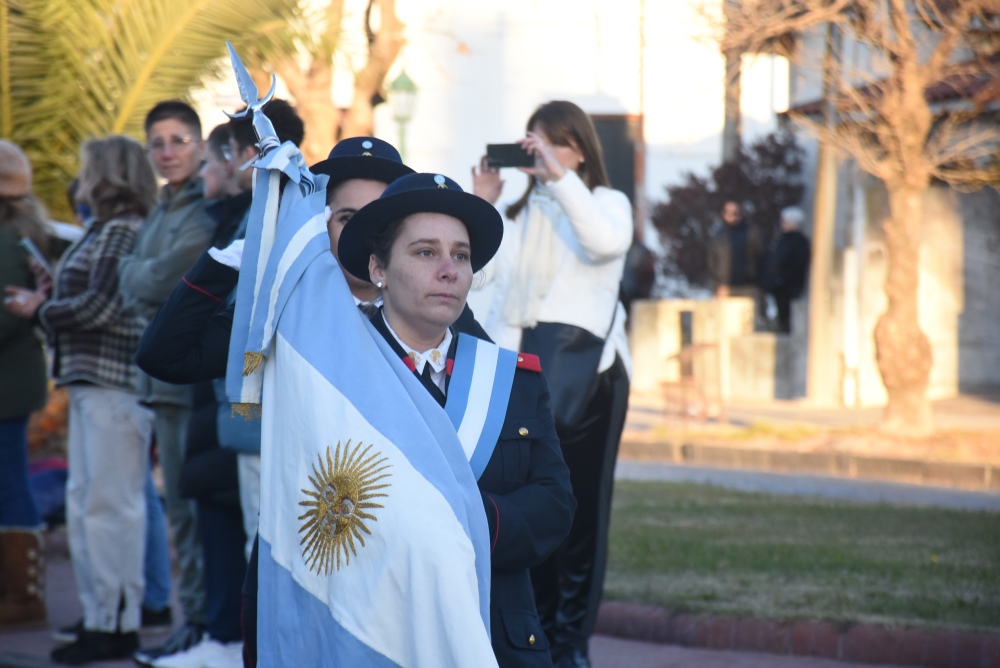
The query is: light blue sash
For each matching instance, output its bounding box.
[445,334,518,480]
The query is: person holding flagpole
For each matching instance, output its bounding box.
[210,43,572,667]
[337,172,576,667]
[136,136,498,667]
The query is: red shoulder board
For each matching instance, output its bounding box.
[515,353,541,373]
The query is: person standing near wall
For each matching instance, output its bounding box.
[708,200,766,320]
[473,100,633,668]
[761,206,811,334]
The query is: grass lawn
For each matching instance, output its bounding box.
[605,481,1000,632]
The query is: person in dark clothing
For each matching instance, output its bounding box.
[761,206,811,333]
[708,200,766,324]
[338,172,576,667]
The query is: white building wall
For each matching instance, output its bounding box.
[368,0,787,207]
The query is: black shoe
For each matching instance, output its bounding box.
[140,605,173,633]
[50,630,139,665]
[133,622,205,665]
[554,650,592,668]
[51,618,83,643]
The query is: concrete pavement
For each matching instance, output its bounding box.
[615,460,1000,511]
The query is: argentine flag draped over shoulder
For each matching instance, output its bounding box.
[225,143,497,666]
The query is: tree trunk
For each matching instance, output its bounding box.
[275,55,341,165]
[721,47,742,162]
[874,185,933,436]
[340,0,405,139]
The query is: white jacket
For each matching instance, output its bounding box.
[478,169,633,377]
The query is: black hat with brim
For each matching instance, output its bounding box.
[338,172,503,282]
[310,137,414,191]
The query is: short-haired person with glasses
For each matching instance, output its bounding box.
[118,99,217,660]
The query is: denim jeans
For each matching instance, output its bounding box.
[143,467,172,611]
[154,405,206,624]
[0,416,41,528]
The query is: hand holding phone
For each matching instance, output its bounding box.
[19,237,54,278]
[486,143,534,169]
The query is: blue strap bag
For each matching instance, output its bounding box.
[214,377,261,454]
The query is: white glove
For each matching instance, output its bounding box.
[208,238,245,270]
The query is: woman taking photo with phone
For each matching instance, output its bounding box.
[473,100,633,668]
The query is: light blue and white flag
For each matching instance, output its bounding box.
[226,136,497,667]
[225,141,323,410]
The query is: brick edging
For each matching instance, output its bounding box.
[595,601,1000,667]
[619,438,999,491]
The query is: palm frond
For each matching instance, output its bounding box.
[9,0,300,220]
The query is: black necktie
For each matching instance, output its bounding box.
[357,302,379,318]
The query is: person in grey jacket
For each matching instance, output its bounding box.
[118,100,216,656]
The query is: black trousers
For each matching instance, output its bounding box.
[242,533,259,668]
[198,499,247,644]
[531,356,630,660]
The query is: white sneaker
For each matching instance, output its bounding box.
[204,641,243,668]
[152,636,236,668]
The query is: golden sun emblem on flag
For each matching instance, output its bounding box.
[298,440,392,574]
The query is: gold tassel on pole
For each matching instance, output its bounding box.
[231,403,262,421]
[244,352,265,376]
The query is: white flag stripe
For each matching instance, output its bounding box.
[248,169,281,340]
[260,332,498,668]
[259,213,327,346]
[455,342,500,460]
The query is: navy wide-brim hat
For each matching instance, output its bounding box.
[310,137,414,190]
[338,172,503,282]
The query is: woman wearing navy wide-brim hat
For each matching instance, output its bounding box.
[339,172,576,668]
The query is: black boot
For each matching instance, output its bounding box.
[51,629,139,665]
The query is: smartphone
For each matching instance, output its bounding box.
[486,143,534,169]
[19,237,53,277]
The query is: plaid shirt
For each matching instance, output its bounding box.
[38,215,146,392]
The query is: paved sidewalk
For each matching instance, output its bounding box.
[615,460,1000,511]
[627,391,1000,432]
[623,392,1000,491]
[590,635,909,668]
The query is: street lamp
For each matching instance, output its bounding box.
[389,70,417,161]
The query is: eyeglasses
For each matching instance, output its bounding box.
[220,145,233,162]
[147,135,195,153]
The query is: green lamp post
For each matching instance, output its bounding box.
[389,70,417,162]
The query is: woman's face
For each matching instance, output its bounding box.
[200,148,234,200]
[370,212,473,344]
[328,178,387,294]
[530,123,584,173]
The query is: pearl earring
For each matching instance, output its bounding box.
[376,281,383,289]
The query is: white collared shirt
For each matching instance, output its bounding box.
[382,314,452,394]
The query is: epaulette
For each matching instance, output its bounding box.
[515,352,541,373]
